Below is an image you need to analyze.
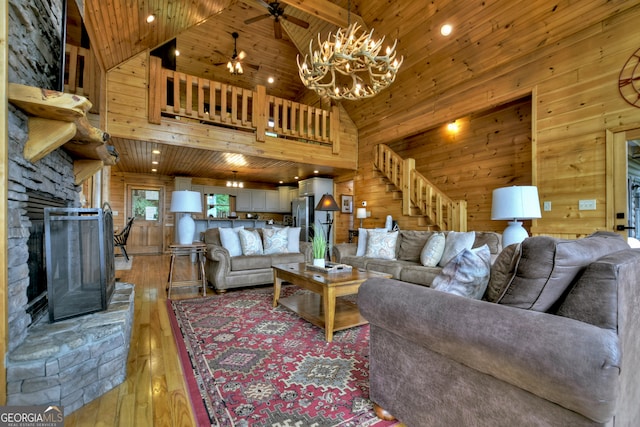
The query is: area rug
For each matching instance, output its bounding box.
[168,286,398,427]
[115,256,133,270]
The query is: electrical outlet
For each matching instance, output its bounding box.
[543,201,551,211]
[578,199,597,210]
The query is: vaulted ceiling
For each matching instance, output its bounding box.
[75,0,635,185]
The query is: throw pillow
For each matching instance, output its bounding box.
[497,232,629,311]
[439,231,476,267]
[432,244,491,299]
[262,227,289,254]
[275,226,301,253]
[218,226,244,257]
[420,232,446,267]
[238,228,263,255]
[356,228,388,256]
[365,230,399,260]
[485,243,521,302]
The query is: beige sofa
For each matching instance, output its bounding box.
[358,231,639,426]
[333,230,502,287]
[203,227,312,292]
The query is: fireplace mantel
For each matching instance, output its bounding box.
[8,83,118,184]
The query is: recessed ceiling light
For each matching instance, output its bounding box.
[294,176,299,180]
[151,168,157,172]
[175,49,180,56]
[279,180,283,184]
[314,170,319,174]
[146,14,155,24]
[152,160,159,165]
[268,77,275,84]
[440,24,453,36]
[152,149,160,154]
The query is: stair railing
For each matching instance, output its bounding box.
[374,144,467,231]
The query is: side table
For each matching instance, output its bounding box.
[167,242,207,298]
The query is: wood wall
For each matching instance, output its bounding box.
[387,97,532,233]
[110,171,176,253]
[104,51,358,172]
[353,3,640,238]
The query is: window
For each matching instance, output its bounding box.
[131,189,160,221]
[206,193,230,218]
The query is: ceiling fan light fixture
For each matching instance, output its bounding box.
[297,22,403,100]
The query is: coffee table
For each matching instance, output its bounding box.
[272,263,392,342]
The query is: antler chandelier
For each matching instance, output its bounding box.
[297,19,403,100]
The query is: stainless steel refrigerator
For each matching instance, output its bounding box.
[292,195,314,242]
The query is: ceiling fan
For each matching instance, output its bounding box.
[214,32,259,74]
[244,1,310,39]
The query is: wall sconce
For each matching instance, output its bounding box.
[447,121,459,133]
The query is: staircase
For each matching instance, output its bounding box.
[373,144,467,231]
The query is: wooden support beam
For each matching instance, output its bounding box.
[24,117,77,162]
[74,159,105,185]
[279,0,364,28]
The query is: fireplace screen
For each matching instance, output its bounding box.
[44,207,115,322]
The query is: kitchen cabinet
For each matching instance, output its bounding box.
[236,189,252,211]
[251,190,267,211]
[266,190,280,211]
[279,186,295,212]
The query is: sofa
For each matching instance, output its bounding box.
[333,229,502,287]
[358,232,640,426]
[203,227,312,292]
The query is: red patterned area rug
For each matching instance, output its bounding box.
[168,285,398,427]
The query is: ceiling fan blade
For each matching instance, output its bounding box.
[274,20,282,39]
[254,0,271,9]
[246,63,261,71]
[282,15,309,29]
[244,14,271,25]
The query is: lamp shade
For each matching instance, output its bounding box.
[170,190,202,213]
[315,193,340,211]
[491,186,541,220]
[356,208,367,219]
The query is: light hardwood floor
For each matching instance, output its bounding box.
[64,254,405,427]
[65,254,202,427]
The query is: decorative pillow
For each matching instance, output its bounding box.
[420,232,446,267]
[497,232,629,311]
[365,230,399,260]
[432,244,491,299]
[262,227,289,254]
[275,226,301,253]
[238,228,264,255]
[485,243,521,302]
[218,226,244,257]
[439,231,476,267]
[356,228,388,256]
[398,230,432,261]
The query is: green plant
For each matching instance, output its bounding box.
[311,228,326,259]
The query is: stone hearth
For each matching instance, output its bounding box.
[5,283,134,414]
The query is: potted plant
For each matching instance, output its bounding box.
[311,228,326,268]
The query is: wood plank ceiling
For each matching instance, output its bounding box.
[78,0,636,185]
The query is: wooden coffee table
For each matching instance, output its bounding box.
[272,263,391,342]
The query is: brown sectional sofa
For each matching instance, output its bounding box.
[203,227,312,292]
[358,231,640,426]
[333,230,502,287]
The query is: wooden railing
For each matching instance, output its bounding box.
[64,44,90,96]
[374,144,467,231]
[148,56,340,148]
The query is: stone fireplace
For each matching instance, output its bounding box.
[6,0,133,414]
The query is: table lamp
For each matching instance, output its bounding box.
[491,186,541,247]
[315,193,340,259]
[356,207,367,228]
[171,190,203,244]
